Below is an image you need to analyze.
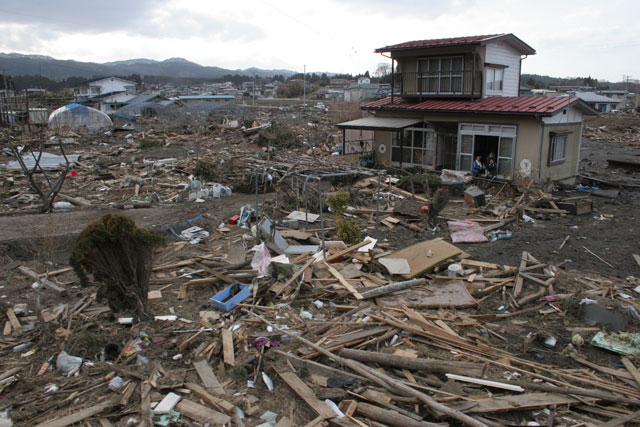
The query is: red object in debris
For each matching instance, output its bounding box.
[67,170,79,177]
[328,253,342,263]
[421,205,429,214]
[229,215,240,225]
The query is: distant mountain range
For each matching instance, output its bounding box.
[0,53,301,80]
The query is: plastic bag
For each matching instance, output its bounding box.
[57,351,83,377]
[250,242,271,277]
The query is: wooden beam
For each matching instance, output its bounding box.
[184,383,235,414]
[176,399,231,425]
[325,263,363,300]
[221,329,235,366]
[34,400,116,427]
[192,360,226,395]
[274,367,336,419]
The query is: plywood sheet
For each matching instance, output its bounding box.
[381,238,462,279]
[376,281,476,308]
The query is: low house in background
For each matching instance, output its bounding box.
[597,90,630,111]
[74,77,137,101]
[570,91,619,113]
[175,95,235,104]
[337,33,597,184]
[344,77,385,102]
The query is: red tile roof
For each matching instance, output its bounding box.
[375,34,504,52]
[375,33,535,55]
[362,96,597,116]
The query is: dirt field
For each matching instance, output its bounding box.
[1,112,640,426]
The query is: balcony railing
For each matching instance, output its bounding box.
[393,70,482,99]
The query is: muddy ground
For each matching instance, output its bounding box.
[0,113,639,425]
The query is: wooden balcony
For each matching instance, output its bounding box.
[393,70,482,99]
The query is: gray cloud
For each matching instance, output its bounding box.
[0,1,265,43]
[342,0,478,18]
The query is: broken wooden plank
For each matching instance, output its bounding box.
[221,329,235,366]
[600,409,640,427]
[454,392,585,414]
[184,383,235,414]
[6,308,22,336]
[192,360,226,395]
[360,278,426,299]
[445,374,524,392]
[274,367,336,419]
[176,398,232,425]
[34,400,116,427]
[513,251,528,298]
[325,263,363,300]
[356,401,441,427]
[338,348,482,377]
[320,240,370,264]
[621,357,640,389]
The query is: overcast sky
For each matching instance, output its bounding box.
[0,0,637,82]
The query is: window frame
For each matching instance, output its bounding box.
[548,132,570,165]
[485,67,504,92]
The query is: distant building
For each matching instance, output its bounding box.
[570,91,619,112]
[597,90,630,110]
[176,95,236,104]
[74,77,137,101]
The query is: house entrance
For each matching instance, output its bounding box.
[457,123,517,178]
[473,135,499,164]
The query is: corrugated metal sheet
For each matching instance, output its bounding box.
[375,34,504,52]
[336,117,422,130]
[363,96,597,116]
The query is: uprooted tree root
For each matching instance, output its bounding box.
[70,214,166,318]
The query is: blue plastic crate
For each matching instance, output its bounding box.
[210,284,251,312]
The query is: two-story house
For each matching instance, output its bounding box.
[337,34,596,183]
[74,77,138,113]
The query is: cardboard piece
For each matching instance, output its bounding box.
[381,238,462,279]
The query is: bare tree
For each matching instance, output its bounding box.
[9,132,70,213]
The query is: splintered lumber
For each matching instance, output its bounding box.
[184,383,235,414]
[600,409,640,427]
[300,327,389,358]
[634,254,640,267]
[338,348,482,377]
[445,374,524,392]
[583,245,615,268]
[274,367,336,419]
[320,240,370,264]
[192,360,226,395]
[221,329,235,366]
[325,263,363,299]
[6,308,22,336]
[621,357,640,388]
[271,257,315,295]
[359,278,426,299]
[356,401,441,427]
[513,251,528,297]
[381,238,462,279]
[119,381,137,407]
[35,400,116,427]
[176,399,231,425]
[454,392,584,414]
[247,310,486,427]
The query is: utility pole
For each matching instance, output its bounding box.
[303,64,306,107]
[252,73,256,106]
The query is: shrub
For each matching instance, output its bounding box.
[193,160,218,182]
[325,187,350,215]
[398,173,442,194]
[255,123,297,148]
[337,219,362,245]
[70,214,166,317]
[139,139,163,150]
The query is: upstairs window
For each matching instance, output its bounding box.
[549,132,568,165]
[486,67,504,92]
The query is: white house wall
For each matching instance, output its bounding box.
[542,106,583,124]
[484,42,522,97]
[92,78,136,94]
